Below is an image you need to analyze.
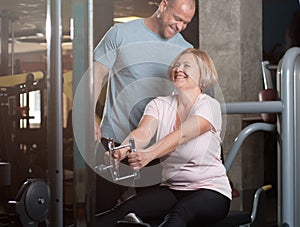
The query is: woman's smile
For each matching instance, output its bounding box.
[174,73,188,79]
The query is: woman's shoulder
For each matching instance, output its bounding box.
[195,94,221,111]
[153,95,177,103]
[199,94,219,104]
[148,95,177,108]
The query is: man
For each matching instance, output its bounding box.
[93,0,196,214]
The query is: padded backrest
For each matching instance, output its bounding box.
[259,61,278,124]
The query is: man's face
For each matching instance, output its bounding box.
[159,0,195,39]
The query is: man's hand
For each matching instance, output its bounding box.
[103,150,121,170]
[113,148,129,162]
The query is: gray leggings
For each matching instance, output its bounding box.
[95,186,230,227]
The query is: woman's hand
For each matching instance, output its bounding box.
[127,150,154,170]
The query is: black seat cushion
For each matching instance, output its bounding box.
[116,210,251,227]
[210,210,251,227]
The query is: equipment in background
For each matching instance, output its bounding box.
[212,185,273,227]
[0,71,47,196]
[12,179,49,227]
[0,179,49,227]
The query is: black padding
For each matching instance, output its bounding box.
[117,220,151,227]
[0,162,11,187]
[210,210,251,227]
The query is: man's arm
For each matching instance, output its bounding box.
[93,61,110,141]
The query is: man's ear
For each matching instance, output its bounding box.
[159,0,168,12]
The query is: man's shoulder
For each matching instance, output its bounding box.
[113,19,143,32]
[170,33,193,48]
[115,19,192,48]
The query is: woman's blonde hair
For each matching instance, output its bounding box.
[169,48,218,91]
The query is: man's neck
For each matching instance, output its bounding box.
[144,16,160,35]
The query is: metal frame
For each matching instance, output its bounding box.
[295,55,300,227]
[46,0,63,226]
[221,47,300,227]
[224,122,276,172]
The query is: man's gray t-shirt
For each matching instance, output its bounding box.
[94,19,192,143]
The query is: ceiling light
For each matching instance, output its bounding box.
[36,33,44,37]
[70,18,74,40]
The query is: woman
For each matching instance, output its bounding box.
[95,48,231,227]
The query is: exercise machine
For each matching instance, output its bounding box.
[95,138,140,182]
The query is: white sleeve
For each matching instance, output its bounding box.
[191,96,222,131]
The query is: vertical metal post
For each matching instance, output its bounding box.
[280,47,300,226]
[0,11,9,76]
[46,0,63,226]
[276,60,282,226]
[87,0,95,225]
[72,0,94,225]
[11,20,15,76]
[294,55,300,227]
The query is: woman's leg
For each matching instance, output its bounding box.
[94,186,177,227]
[159,189,230,227]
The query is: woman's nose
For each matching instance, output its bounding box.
[175,66,183,72]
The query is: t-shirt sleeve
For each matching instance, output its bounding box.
[143,98,160,119]
[93,25,119,69]
[191,97,222,131]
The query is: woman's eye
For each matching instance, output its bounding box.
[184,64,191,68]
[173,63,180,68]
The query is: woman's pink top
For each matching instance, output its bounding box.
[144,94,232,200]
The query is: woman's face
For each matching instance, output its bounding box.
[170,52,200,90]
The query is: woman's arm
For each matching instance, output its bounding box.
[127,115,213,169]
[113,115,158,160]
